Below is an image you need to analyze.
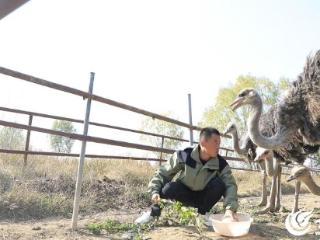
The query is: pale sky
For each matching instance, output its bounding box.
[0,0,319,158]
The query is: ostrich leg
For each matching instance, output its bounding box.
[275,165,282,212]
[257,159,279,213]
[292,180,301,213]
[258,162,267,206]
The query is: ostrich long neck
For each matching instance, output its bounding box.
[230,130,246,156]
[302,175,320,195]
[248,97,292,149]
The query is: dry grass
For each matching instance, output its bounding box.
[0,153,319,221]
[0,154,155,220]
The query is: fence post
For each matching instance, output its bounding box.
[159,136,164,166]
[71,72,95,230]
[23,114,33,166]
[188,94,194,146]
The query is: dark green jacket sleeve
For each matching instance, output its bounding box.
[219,165,239,212]
[147,151,183,195]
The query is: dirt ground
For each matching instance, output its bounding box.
[0,194,319,240]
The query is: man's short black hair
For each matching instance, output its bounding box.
[199,127,220,140]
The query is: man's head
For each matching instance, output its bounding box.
[199,127,221,157]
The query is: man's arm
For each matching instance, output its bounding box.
[219,165,239,213]
[148,151,183,196]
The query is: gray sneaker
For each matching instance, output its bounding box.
[134,211,154,224]
[197,212,212,227]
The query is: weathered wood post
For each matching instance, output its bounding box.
[23,114,33,166]
[71,72,95,230]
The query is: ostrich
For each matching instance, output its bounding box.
[224,122,283,213]
[225,105,293,213]
[287,165,320,196]
[229,50,320,149]
[233,89,319,213]
[229,51,320,212]
[254,144,319,213]
[223,122,270,207]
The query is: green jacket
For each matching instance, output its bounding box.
[148,144,239,212]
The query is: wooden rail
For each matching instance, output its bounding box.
[0,119,176,154]
[0,106,234,153]
[0,66,230,138]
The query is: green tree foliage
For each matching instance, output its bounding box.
[0,126,25,150]
[140,112,184,159]
[49,120,76,154]
[199,75,291,135]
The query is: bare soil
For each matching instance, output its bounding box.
[0,194,319,240]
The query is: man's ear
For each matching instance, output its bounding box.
[199,137,205,146]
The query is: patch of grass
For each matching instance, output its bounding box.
[159,201,198,225]
[87,219,154,239]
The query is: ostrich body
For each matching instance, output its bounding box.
[230,67,320,213]
[231,93,319,212]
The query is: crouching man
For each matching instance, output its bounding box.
[135,127,239,225]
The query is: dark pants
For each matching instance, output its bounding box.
[151,176,226,216]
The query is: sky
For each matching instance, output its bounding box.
[0,0,319,158]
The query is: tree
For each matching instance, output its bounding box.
[140,112,184,160]
[0,126,25,150]
[49,120,76,154]
[199,75,290,136]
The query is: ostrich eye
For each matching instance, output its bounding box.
[238,93,245,97]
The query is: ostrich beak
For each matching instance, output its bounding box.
[287,175,296,182]
[230,97,244,111]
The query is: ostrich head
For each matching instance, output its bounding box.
[230,88,260,111]
[254,147,273,162]
[287,165,311,182]
[223,122,237,135]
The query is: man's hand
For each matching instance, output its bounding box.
[222,209,238,222]
[151,193,161,204]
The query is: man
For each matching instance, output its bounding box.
[135,127,239,225]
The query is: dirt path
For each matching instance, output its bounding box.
[0,194,319,240]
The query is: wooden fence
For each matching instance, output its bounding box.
[0,66,319,229]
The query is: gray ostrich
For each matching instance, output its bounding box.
[231,92,319,213]
[229,50,320,213]
[223,122,272,207]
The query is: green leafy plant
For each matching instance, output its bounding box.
[87,219,154,239]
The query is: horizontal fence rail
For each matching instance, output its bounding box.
[0,106,234,153]
[0,119,176,154]
[0,66,230,138]
[0,148,319,174]
[0,148,244,162]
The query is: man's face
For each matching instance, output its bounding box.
[200,134,221,157]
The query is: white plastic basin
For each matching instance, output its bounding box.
[211,213,253,237]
